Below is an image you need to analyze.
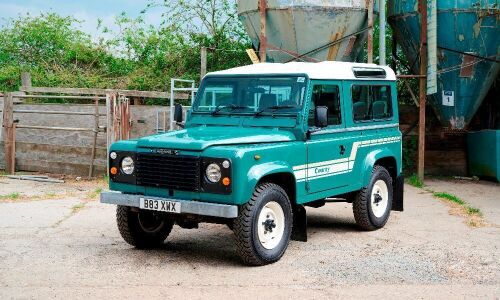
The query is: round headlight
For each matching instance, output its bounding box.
[110,152,117,160]
[222,160,230,169]
[206,163,221,183]
[121,157,135,175]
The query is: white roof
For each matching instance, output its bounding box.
[207,61,396,81]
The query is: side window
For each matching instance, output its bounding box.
[352,85,392,122]
[308,84,342,127]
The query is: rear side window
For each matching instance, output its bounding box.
[351,85,392,122]
[308,84,342,127]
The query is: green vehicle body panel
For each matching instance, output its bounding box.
[108,76,402,208]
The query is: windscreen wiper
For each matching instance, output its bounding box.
[254,105,297,117]
[211,104,248,115]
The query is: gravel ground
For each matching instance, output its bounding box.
[0,176,499,299]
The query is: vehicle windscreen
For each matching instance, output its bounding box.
[192,76,307,115]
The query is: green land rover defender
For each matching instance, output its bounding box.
[101,61,404,266]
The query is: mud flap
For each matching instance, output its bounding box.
[392,175,404,211]
[291,205,307,242]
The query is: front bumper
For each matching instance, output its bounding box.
[100,191,238,218]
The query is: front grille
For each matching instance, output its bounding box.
[136,153,201,191]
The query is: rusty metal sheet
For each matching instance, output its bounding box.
[238,0,370,62]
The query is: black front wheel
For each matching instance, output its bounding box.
[116,206,174,249]
[233,183,293,266]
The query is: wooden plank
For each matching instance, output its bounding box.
[2,93,14,174]
[19,86,189,99]
[88,97,99,179]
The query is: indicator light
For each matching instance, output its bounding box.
[110,167,118,175]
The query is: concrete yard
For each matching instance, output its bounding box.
[0,176,499,299]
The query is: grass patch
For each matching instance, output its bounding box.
[71,203,85,213]
[433,192,465,205]
[431,191,484,227]
[466,206,481,216]
[0,192,20,200]
[86,187,103,199]
[406,174,423,188]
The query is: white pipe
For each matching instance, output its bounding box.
[379,0,386,66]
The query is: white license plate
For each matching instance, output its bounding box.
[139,198,181,213]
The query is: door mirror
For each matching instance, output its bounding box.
[174,104,183,123]
[315,106,328,128]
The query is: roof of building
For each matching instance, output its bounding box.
[207,61,397,81]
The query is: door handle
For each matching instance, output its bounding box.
[340,145,346,155]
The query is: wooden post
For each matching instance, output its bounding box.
[88,97,99,179]
[2,93,15,174]
[418,0,428,181]
[200,46,207,80]
[259,0,267,62]
[21,72,31,88]
[11,122,16,173]
[367,0,374,63]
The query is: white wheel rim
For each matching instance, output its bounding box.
[371,180,389,218]
[257,201,285,250]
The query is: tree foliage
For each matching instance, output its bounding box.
[0,3,251,94]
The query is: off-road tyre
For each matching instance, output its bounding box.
[116,205,174,249]
[233,183,293,266]
[353,165,393,231]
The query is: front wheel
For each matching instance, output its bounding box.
[233,183,293,266]
[353,165,393,231]
[116,206,174,249]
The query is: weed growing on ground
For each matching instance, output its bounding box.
[0,192,20,200]
[406,174,423,188]
[431,191,484,227]
[71,203,85,213]
[433,192,465,205]
[87,187,103,199]
[466,206,481,216]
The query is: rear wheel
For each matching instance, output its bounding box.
[116,206,174,248]
[353,165,393,231]
[233,183,293,266]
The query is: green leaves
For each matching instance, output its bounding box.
[0,2,250,94]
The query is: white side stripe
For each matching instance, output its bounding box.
[294,136,400,181]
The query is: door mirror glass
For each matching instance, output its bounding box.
[174,104,183,123]
[315,106,328,128]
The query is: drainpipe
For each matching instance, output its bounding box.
[427,0,437,95]
[379,0,386,65]
[259,0,267,62]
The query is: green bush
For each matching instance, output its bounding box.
[0,12,251,97]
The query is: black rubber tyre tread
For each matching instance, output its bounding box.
[353,165,392,231]
[116,206,174,249]
[233,183,292,266]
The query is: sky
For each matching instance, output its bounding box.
[0,0,165,37]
